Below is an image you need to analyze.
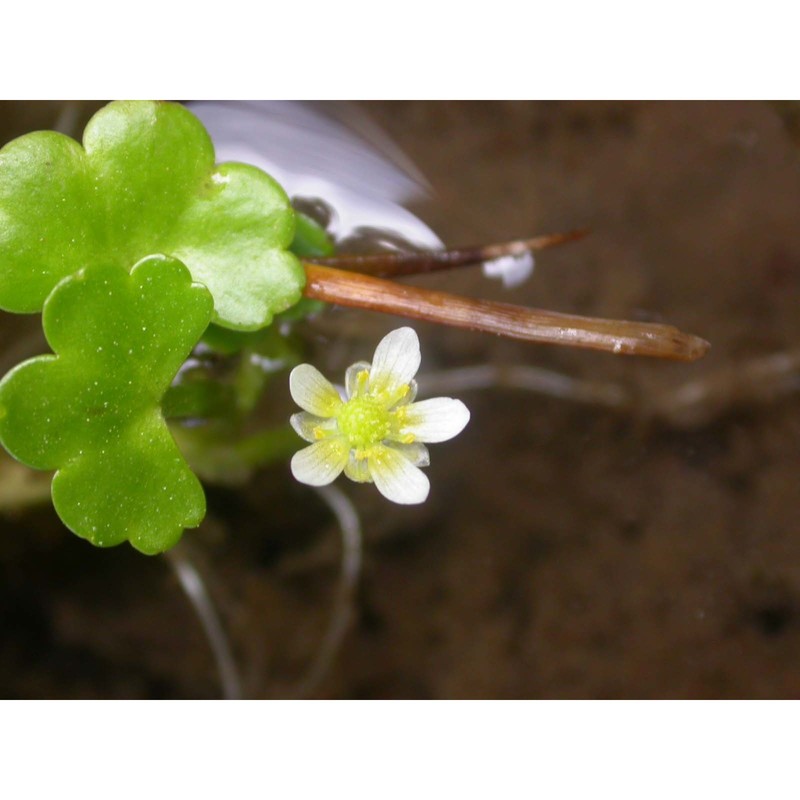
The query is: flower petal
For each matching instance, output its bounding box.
[391,378,417,408]
[390,442,430,467]
[290,412,338,443]
[289,364,343,417]
[344,452,372,483]
[399,397,470,443]
[291,437,349,486]
[368,327,421,396]
[345,360,372,400]
[368,444,430,505]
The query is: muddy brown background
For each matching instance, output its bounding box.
[2,101,800,698]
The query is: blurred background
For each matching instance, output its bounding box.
[2,101,800,698]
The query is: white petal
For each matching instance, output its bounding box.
[289,364,343,417]
[368,444,430,505]
[368,327,421,396]
[290,412,338,443]
[390,442,430,467]
[391,378,417,408]
[345,360,372,400]
[344,452,372,483]
[291,437,349,486]
[399,397,470,443]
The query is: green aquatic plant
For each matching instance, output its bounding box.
[0,100,710,557]
[0,101,315,553]
[0,100,467,553]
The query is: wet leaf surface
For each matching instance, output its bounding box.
[0,101,304,329]
[0,255,213,554]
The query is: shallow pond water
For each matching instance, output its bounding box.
[2,101,800,698]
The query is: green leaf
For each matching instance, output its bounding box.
[279,210,332,321]
[290,210,336,259]
[0,100,305,329]
[0,255,214,554]
[172,423,301,487]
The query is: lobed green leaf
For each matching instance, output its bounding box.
[0,101,305,329]
[0,255,214,554]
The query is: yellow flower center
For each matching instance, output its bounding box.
[337,396,392,449]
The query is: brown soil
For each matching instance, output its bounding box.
[2,101,800,698]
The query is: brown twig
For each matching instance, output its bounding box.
[306,229,589,277]
[303,263,710,362]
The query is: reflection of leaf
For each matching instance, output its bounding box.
[0,255,214,554]
[0,100,304,330]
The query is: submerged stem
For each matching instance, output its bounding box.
[422,363,630,408]
[165,543,243,700]
[307,230,588,277]
[302,263,709,362]
[292,485,363,698]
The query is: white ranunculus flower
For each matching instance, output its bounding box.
[289,327,470,504]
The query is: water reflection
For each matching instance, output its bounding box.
[188,101,443,251]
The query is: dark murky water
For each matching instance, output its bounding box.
[2,101,800,698]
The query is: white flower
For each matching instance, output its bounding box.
[289,327,470,504]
